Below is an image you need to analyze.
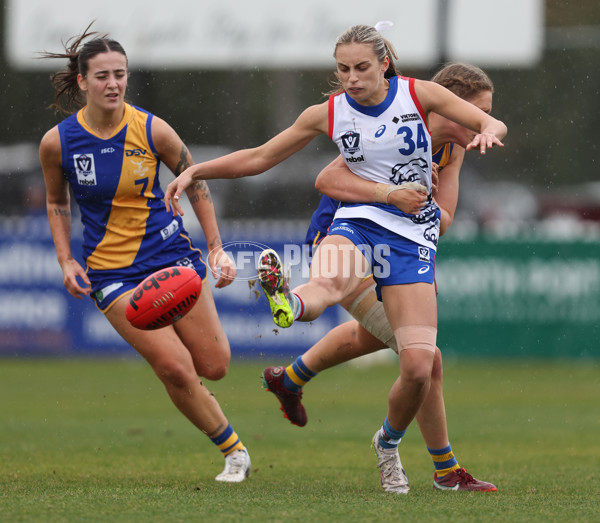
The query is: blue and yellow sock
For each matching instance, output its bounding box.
[379,417,406,449]
[428,443,460,478]
[283,356,317,392]
[210,424,245,457]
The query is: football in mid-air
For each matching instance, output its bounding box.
[125,266,202,330]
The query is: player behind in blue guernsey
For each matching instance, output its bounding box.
[163,24,506,494]
[39,24,250,483]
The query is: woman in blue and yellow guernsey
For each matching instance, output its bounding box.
[38,26,250,483]
[262,63,500,492]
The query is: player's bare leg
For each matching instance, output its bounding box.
[107,297,251,482]
[415,347,448,448]
[107,298,229,434]
[303,320,386,371]
[174,282,231,381]
[293,235,369,321]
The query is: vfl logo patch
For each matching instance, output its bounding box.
[176,257,194,269]
[418,246,430,263]
[341,130,365,163]
[341,131,361,154]
[74,153,97,186]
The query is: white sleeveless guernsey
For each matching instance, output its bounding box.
[328,75,440,250]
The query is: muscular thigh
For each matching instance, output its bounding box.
[173,282,231,375]
[381,282,437,331]
[105,298,194,369]
[339,276,376,310]
[310,234,368,299]
[105,284,230,378]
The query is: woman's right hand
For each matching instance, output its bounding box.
[164,169,194,216]
[386,185,429,215]
[61,258,91,299]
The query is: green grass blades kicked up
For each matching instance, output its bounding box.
[0,357,599,522]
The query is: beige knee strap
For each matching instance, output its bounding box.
[394,325,437,353]
[347,283,398,353]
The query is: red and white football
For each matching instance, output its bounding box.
[125,266,202,330]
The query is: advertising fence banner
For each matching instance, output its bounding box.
[0,217,598,359]
[0,217,346,358]
[436,239,600,358]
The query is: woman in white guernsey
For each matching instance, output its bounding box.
[164,24,506,494]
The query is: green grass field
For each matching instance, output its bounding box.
[0,356,598,522]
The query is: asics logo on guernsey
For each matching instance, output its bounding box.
[418,266,430,275]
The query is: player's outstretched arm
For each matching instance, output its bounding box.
[164,102,329,216]
[415,80,507,155]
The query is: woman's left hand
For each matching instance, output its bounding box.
[164,169,194,216]
[208,247,237,288]
[466,132,504,154]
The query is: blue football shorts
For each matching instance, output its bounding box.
[87,233,208,312]
[327,218,436,300]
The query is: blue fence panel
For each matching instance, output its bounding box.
[2,216,599,359]
[0,216,346,358]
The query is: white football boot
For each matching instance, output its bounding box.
[372,429,410,494]
[215,449,251,483]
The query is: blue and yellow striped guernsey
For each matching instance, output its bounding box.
[58,103,185,273]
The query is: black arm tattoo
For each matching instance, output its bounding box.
[206,235,223,251]
[188,179,213,205]
[52,208,71,217]
[174,144,191,176]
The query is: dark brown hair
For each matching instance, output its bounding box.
[39,22,127,114]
